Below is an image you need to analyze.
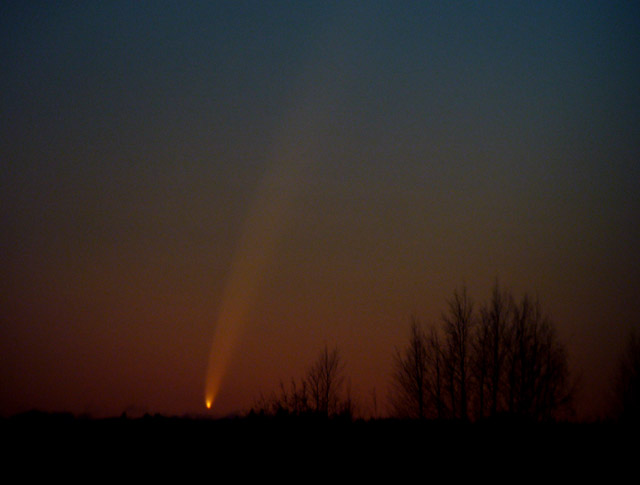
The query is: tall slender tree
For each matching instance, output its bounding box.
[442,285,475,421]
[307,344,346,418]
[390,318,430,419]
[474,281,512,419]
[611,329,640,422]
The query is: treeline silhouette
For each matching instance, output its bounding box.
[390,282,574,422]
[5,408,628,466]
[250,344,355,420]
[5,282,637,468]
[250,281,639,425]
[4,282,638,432]
[250,282,575,422]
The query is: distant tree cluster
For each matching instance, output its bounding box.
[251,344,354,419]
[390,282,575,422]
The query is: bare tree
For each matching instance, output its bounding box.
[505,294,573,421]
[473,312,491,420]
[611,329,640,422]
[252,377,310,417]
[387,282,573,422]
[473,281,512,419]
[442,285,475,421]
[253,344,348,419]
[390,317,430,419]
[306,344,346,417]
[427,326,445,419]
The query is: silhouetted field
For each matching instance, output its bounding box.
[3,410,634,471]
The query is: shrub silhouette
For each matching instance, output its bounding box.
[252,344,353,419]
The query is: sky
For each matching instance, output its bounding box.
[1,1,639,420]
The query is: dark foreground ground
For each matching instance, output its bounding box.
[2,411,636,478]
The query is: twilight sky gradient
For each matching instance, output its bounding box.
[2,1,639,420]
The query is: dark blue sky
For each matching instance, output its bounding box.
[2,1,639,419]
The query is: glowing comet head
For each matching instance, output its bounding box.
[203,78,317,414]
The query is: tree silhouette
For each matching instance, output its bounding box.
[611,329,640,422]
[390,317,430,419]
[504,294,573,421]
[427,326,446,419]
[307,344,347,418]
[252,344,350,419]
[442,285,475,421]
[389,283,574,422]
[473,281,512,419]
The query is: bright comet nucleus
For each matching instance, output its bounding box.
[203,114,315,411]
[202,16,352,410]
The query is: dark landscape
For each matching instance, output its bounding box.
[2,2,638,461]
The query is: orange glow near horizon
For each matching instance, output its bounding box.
[204,125,315,410]
[204,310,243,410]
[203,85,322,411]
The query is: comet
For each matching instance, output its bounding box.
[203,6,365,411]
[204,107,317,411]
